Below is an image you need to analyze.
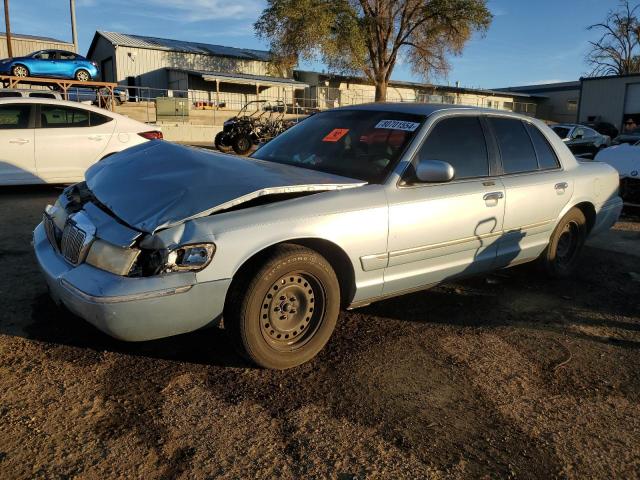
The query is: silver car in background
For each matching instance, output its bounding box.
[33,104,622,369]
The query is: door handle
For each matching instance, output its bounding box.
[87,135,103,141]
[483,191,504,201]
[555,182,568,190]
[9,138,29,144]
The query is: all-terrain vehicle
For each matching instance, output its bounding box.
[214,100,294,155]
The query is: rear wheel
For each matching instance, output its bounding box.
[539,208,587,278]
[232,133,253,155]
[75,69,90,81]
[11,65,29,77]
[224,244,340,369]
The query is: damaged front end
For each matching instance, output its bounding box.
[44,182,216,279]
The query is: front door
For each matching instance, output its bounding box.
[384,115,505,295]
[0,103,36,184]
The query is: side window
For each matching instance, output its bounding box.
[29,92,57,99]
[0,104,31,129]
[0,91,22,98]
[90,111,113,126]
[525,123,560,170]
[33,51,53,60]
[417,116,489,179]
[59,51,77,60]
[573,127,585,138]
[40,105,90,128]
[488,117,538,174]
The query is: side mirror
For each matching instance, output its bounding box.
[415,159,455,183]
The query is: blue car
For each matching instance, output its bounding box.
[0,49,99,81]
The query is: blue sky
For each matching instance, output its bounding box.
[1,0,620,88]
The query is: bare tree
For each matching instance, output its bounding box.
[587,0,640,76]
[255,0,492,101]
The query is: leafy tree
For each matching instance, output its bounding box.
[255,0,492,101]
[587,1,640,76]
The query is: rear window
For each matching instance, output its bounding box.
[40,105,90,128]
[551,126,571,139]
[252,110,424,183]
[489,117,539,174]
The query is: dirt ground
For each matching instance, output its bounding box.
[0,186,639,479]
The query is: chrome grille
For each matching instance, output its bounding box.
[61,224,87,265]
[43,214,59,250]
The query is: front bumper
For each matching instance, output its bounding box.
[33,222,231,341]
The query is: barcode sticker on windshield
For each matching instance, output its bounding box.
[374,120,420,131]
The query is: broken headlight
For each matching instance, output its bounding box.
[86,240,141,276]
[165,243,216,272]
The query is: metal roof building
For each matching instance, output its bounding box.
[86,31,283,91]
[0,32,75,59]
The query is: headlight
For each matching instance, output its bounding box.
[86,240,141,276]
[165,243,215,272]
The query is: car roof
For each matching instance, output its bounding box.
[0,97,113,114]
[332,102,538,121]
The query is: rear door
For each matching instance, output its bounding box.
[35,104,115,182]
[58,51,79,78]
[0,103,36,184]
[487,116,573,266]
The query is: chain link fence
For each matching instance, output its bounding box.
[62,84,537,127]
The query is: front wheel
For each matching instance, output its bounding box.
[224,244,340,369]
[214,131,231,152]
[11,65,29,77]
[75,69,90,81]
[539,208,587,278]
[232,133,253,155]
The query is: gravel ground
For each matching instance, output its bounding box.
[1,186,639,479]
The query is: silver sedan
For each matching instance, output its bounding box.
[33,104,622,369]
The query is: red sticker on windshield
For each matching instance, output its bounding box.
[322,128,349,142]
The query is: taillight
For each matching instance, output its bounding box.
[138,131,163,140]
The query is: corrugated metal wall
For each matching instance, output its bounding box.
[88,36,272,88]
[579,76,639,130]
[0,35,75,59]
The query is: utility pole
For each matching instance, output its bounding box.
[3,0,12,58]
[69,0,78,53]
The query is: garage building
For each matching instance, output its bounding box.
[86,31,307,106]
[578,73,640,132]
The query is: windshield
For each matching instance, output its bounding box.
[251,110,424,183]
[551,126,571,139]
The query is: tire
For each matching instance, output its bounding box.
[224,244,340,369]
[539,208,587,278]
[75,69,90,81]
[232,134,253,155]
[11,65,29,77]
[214,131,231,152]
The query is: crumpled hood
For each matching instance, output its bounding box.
[85,141,365,233]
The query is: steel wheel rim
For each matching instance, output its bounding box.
[556,221,579,265]
[260,272,326,352]
[13,66,27,77]
[77,70,89,81]
[237,137,251,152]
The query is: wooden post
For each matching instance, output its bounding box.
[215,79,220,108]
[4,0,13,58]
[69,0,78,53]
[256,83,260,102]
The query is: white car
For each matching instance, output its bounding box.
[595,142,640,205]
[0,98,162,185]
